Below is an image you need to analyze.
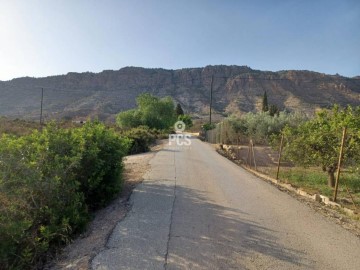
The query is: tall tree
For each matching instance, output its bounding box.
[262,91,269,112]
[175,103,184,116]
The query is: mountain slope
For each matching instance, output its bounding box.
[0,65,359,122]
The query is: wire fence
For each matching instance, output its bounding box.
[204,121,360,210]
[205,120,249,145]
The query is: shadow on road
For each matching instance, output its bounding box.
[96,180,313,269]
[141,182,311,269]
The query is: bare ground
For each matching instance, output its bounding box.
[45,141,166,270]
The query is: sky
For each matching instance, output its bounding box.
[0,0,359,80]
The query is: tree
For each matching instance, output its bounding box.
[262,91,269,112]
[178,114,193,129]
[175,103,184,116]
[116,93,177,130]
[283,105,360,187]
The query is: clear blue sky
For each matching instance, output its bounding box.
[0,0,359,80]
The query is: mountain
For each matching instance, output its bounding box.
[0,65,359,122]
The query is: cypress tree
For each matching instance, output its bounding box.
[175,103,184,116]
[262,91,269,112]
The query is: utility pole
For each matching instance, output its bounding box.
[40,87,44,126]
[209,75,214,125]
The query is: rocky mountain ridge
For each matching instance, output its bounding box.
[0,65,359,122]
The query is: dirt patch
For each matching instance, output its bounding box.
[45,141,166,270]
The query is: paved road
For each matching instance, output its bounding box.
[92,137,360,270]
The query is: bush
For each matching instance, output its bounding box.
[121,126,157,155]
[177,114,193,129]
[73,122,131,209]
[201,123,216,131]
[0,121,130,269]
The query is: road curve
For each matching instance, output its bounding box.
[92,137,360,270]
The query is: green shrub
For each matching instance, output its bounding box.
[122,126,157,155]
[73,121,131,209]
[0,127,88,269]
[0,121,130,269]
[202,123,216,131]
[177,114,193,129]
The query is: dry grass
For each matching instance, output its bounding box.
[0,117,40,136]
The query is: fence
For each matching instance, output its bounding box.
[204,121,360,210]
[205,119,249,145]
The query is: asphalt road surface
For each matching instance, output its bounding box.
[92,136,360,270]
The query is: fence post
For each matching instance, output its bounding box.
[237,137,240,160]
[333,127,347,202]
[251,140,257,171]
[276,134,284,180]
[246,141,251,168]
[219,123,222,144]
[215,124,218,144]
[221,122,224,145]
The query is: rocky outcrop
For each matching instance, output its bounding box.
[0,65,359,122]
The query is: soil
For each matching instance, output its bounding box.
[44,140,166,270]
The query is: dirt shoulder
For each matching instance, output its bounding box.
[45,140,166,270]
